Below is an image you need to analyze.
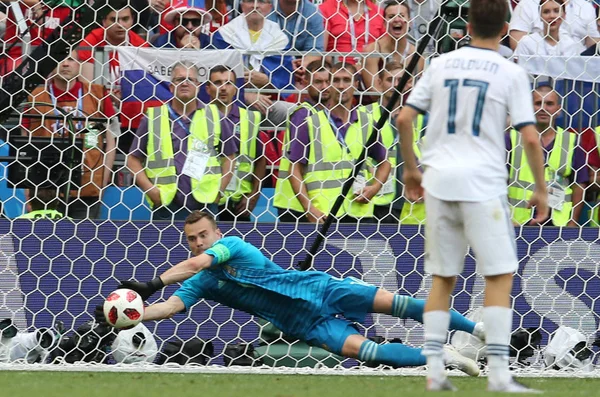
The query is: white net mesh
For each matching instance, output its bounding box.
[0,0,598,376]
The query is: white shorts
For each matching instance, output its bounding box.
[424,194,518,277]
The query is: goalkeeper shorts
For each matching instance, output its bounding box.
[303,276,378,354]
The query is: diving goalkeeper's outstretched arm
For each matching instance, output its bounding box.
[143,296,186,321]
[118,254,214,301]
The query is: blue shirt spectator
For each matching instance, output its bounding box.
[267,0,325,52]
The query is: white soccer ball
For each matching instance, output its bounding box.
[103,288,144,329]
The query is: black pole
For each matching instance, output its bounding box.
[298,1,451,271]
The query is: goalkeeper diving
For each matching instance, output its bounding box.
[98,210,483,372]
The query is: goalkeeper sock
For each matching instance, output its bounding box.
[358,339,426,367]
[391,295,476,334]
[483,306,512,385]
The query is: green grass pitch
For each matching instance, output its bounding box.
[2,372,599,397]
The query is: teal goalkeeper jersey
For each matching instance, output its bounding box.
[173,236,331,338]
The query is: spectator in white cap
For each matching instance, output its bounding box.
[151,3,213,49]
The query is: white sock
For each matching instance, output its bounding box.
[483,306,512,385]
[423,311,450,380]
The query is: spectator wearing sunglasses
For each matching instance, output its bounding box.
[151,5,213,49]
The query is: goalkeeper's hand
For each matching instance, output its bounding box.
[95,304,107,325]
[118,278,164,301]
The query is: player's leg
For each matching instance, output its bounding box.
[462,196,523,391]
[421,195,469,390]
[320,270,482,338]
[304,317,478,374]
[343,333,426,368]
[371,289,483,338]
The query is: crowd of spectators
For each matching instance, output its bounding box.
[0,0,598,226]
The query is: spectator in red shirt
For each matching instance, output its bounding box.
[78,0,150,154]
[1,0,75,76]
[320,0,385,64]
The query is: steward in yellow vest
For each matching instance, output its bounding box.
[274,107,390,222]
[360,102,399,221]
[217,105,263,222]
[127,63,237,221]
[275,62,391,223]
[273,101,321,221]
[360,102,426,224]
[273,60,335,222]
[398,116,427,225]
[207,66,265,223]
[360,61,427,225]
[507,127,583,226]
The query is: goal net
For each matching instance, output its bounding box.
[0,0,599,376]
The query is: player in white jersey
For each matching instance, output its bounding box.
[396,0,548,393]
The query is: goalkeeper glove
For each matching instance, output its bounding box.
[95,305,107,325]
[118,278,164,301]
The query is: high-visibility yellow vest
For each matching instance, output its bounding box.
[508,127,575,226]
[145,104,222,208]
[274,109,375,218]
[273,102,327,213]
[399,122,427,225]
[221,107,262,203]
[17,210,64,219]
[357,104,427,219]
[360,103,397,206]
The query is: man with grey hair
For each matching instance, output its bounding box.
[128,61,239,221]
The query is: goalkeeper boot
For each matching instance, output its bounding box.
[488,378,543,394]
[443,345,480,376]
[427,377,457,392]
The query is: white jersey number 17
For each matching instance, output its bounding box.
[444,78,489,136]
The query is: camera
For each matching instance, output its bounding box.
[437,0,471,55]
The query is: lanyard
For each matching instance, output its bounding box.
[326,110,349,151]
[345,0,370,52]
[49,84,84,131]
[167,104,193,135]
